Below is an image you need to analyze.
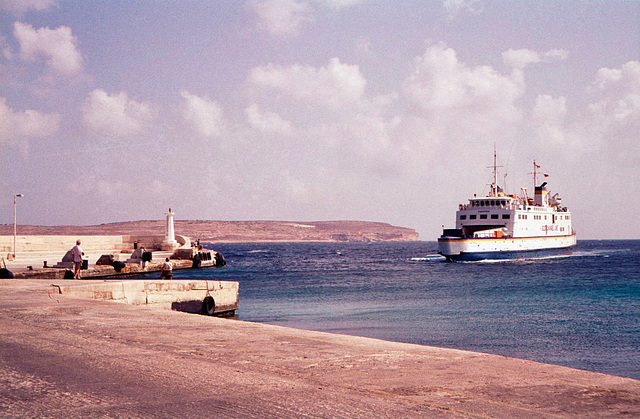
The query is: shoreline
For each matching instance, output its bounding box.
[1,278,638,418]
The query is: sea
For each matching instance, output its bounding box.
[139,240,640,380]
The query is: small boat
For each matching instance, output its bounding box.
[438,150,576,262]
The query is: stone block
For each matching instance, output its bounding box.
[96,254,114,266]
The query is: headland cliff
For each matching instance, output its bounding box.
[0,220,419,243]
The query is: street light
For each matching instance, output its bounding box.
[13,193,23,260]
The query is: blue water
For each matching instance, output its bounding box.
[149,240,640,380]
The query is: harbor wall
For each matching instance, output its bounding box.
[0,234,191,256]
[53,280,239,314]
[0,235,130,255]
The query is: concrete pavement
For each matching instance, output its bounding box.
[1,279,639,418]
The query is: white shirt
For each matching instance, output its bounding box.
[71,245,83,263]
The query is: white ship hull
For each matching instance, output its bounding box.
[438,234,577,262]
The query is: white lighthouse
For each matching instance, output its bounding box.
[161,207,179,250]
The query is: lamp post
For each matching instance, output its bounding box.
[13,193,23,260]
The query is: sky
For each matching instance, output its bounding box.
[0,0,638,240]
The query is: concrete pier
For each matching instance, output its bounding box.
[53,279,239,315]
[1,279,638,418]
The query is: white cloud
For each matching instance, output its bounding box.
[13,22,83,75]
[590,60,640,94]
[443,0,483,19]
[405,43,523,113]
[82,89,155,137]
[502,49,540,70]
[0,0,57,14]
[532,94,567,145]
[0,97,60,145]
[585,61,640,163]
[248,57,366,109]
[315,0,366,9]
[249,0,314,35]
[180,90,225,138]
[395,42,535,172]
[245,104,293,136]
[502,48,569,70]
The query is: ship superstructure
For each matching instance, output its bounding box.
[438,152,576,261]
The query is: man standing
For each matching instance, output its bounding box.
[71,240,83,279]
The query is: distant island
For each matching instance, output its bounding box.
[0,220,419,243]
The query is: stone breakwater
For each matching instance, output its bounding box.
[11,257,199,279]
[0,234,221,279]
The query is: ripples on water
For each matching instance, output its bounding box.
[155,240,640,379]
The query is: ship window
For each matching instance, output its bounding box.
[502,214,510,219]
[470,215,477,219]
[480,214,487,219]
[491,200,495,206]
[460,215,466,220]
[491,214,499,219]
[480,201,485,207]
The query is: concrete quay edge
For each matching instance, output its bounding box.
[52,279,239,315]
[1,279,639,419]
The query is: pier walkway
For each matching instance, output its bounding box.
[1,279,639,418]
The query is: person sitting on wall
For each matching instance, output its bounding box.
[160,257,173,279]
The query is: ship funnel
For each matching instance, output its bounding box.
[534,183,548,206]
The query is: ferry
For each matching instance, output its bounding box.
[438,152,576,262]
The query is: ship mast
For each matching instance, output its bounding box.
[493,148,498,193]
[487,145,502,197]
[530,160,542,188]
